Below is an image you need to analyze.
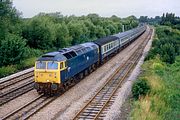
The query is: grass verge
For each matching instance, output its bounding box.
[130,57,180,120]
[0,57,37,78]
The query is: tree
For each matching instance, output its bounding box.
[83,20,97,39]
[67,20,89,45]
[0,34,27,67]
[101,20,117,34]
[160,13,176,25]
[54,23,72,49]
[0,0,21,40]
[87,14,101,25]
[160,43,176,64]
[95,25,106,38]
[22,15,56,49]
[147,26,180,64]
[139,16,148,23]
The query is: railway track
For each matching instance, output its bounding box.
[0,70,34,105]
[0,70,33,90]
[1,94,57,120]
[0,28,152,120]
[72,28,152,120]
[0,77,34,105]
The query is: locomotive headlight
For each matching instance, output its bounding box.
[36,72,38,78]
[47,79,49,82]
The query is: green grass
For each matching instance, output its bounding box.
[17,57,37,70]
[130,56,180,120]
[0,57,37,78]
[0,65,17,78]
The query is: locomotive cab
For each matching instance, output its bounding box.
[34,52,67,93]
[35,61,60,83]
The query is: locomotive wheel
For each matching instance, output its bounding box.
[85,69,88,76]
[79,72,84,79]
[70,78,76,86]
[74,75,80,83]
[89,66,93,73]
[64,83,69,90]
[37,90,43,95]
[92,64,96,70]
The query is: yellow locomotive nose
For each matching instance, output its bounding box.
[34,61,60,84]
[35,71,59,83]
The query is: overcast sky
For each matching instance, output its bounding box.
[13,0,180,18]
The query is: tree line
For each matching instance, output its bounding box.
[139,13,180,30]
[0,0,138,72]
[144,12,180,64]
[146,26,180,64]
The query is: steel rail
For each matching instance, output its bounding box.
[0,71,34,90]
[72,28,152,120]
[0,78,34,105]
[94,28,153,119]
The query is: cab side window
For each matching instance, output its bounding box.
[60,62,63,69]
[65,61,67,67]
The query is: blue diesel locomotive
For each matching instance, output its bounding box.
[34,25,146,94]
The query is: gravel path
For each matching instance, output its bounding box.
[104,27,154,120]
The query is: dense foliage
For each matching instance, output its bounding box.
[160,13,180,28]
[131,57,180,120]
[146,26,180,64]
[0,33,27,66]
[139,13,180,29]
[22,13,138,50]
[131,13,180,120]
[132,78,150,99]
[0,0,139,77]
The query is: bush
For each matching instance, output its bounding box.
[132,78,150,99]
[0,57,37,78]
[17,57,37,70]
[146,26,180,64]
[0,33,27,67]
[0,66,17,78]
[25,48,43,57]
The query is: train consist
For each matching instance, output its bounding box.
[34,25,147,94]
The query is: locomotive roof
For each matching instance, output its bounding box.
[37,52,67,61]
[93,36,119,46]
[37,42,98,61]
[59,42,98,55]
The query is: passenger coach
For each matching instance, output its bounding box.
[34,25,147,95]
